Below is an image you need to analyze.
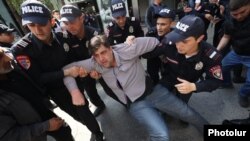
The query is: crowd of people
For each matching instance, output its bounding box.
[0,0,249,141]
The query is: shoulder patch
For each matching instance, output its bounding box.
[16,55,31,70]
[131,17,135,21]
[209,65,223,80]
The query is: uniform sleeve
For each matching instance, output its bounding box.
[63,59,94,92]
[0,115,49,141]
[145,7,154,29]
[142,43,168,58]
[11,38,66,88]
[134,20,144,37]
[106,26,115,45]
[195,52,223,92]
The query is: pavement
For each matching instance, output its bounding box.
[48,25,250,141]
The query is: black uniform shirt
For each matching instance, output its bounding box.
[106,17,144,45]
[224,16,250,56]
[143,41,223,92]
[67,25,99,61]
[11,32,71,89]
[146,27,166,41]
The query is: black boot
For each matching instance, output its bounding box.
[95,132,105,141]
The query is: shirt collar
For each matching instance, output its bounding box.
[31,31,58,49]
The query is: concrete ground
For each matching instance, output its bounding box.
[48,24,250,141]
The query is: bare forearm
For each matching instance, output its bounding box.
[217,34,231,51]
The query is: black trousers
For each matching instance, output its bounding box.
[78,76,105,108]
[47,125,74,141]
[147,57,162,85]
[49,88,101,135]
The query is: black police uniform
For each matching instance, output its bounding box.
[146,27,164,85]
[10,32,102,136]
[66,26,106,109]
[106,17,144,45]
[0,53,73,141]
[145,3,167,29]
[143,41,223,103]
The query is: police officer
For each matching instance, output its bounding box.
[59,5,106,117]
[143,15,223,104]
[0,47,73,141]
[0,24,15,48]
[145,0,167,30]
[146,8,175,85]
[106,0,144,45]
[10,1,104,140]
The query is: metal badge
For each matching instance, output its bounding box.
[63,43,70,52]
[86,41,89,48]
[93,31,98,36]
[195,61,203,70]
[129,26,134,33]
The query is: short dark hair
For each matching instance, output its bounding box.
[229,0,250,11]
[89,35,110,54]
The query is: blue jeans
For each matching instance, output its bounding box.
[146,84,208,132]
[222,51,250,97]
[129,84,208,141]
[129,100,169,141]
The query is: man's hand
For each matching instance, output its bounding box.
[79,67,88,77]
[175,77,196,94]
[0,47,14,74]
[63,66,80,77]
[71,89,85,106]
[205,14,213,21]
[124,35,135,45]
[47,117,64,131]
[183,7,192,13]
[89,70,101,80]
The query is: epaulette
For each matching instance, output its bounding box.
[131,17,136,21]
[13,34,31,49]
[204,48,221,61]
[62,31,68,38]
